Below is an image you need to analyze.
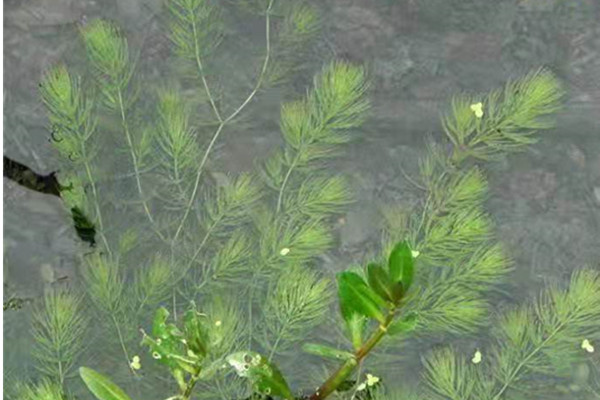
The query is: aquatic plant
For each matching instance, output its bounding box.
[12,1,599,400]
[31,289,88,386]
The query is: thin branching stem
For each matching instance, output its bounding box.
[116,88,166,242]
[56,347,65,386]
[192,18,222,123]
[81,145,112,257]
[267,325,287,362]
[111,314,138,377]
[276,153,300,213]
[491,318,570,400]
[172,0,274,245]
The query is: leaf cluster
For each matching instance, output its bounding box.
[423,269,600,400]
[394,69,563,338]
[80,19,132,91]
[266,2,321,85]
[31,289,88,385]
[13,379,66,400]
[39,65,97,165]
[262,61,370,195]
[263,266,333,353]
[442,68,564,163]
[167,0,223,61]
[152,88,200,204]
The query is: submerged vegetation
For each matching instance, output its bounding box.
[7,0,600,399]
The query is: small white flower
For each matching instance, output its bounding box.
[366,374,380,386]
[582,339,595,353]
[470,102,484,118]
[152,351,162,360]
[411,250,420,258]
[215,320,222,327]
[279,247,290,256]
[471,350,482,364]
[130,355,141,370]
[356,373,379,392]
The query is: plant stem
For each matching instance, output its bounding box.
[491,319,568,400]
[56,348,65,386]
[116,88,165,242]
[81,147,112,258]
[268,325,287,362]
[111,314,138,377]
[192,16,222,124]
[309,310,396,400]
[276,153,300,213]
[172,0,274,245]
[181,370,201,400]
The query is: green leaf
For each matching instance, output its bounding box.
[387,312,419,336]
[338,271,387,323]
[346,313,366,350]
[152,307,171,338]
[388,241,414,290]
[337,380,357,392]
[79,367,133,400]
[390,282,403,303]
[183,309,208,358]
[367,263,394,302]
[302,343,355,361]
[226,351,293,399]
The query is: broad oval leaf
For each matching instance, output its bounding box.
[367,263,393,302]
[338,271,386,323]
[387,312,419,336]
[227,351,293,399]
[79,367,133,400]
[388,241,414,291]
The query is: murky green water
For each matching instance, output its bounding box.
[4,1,600,399]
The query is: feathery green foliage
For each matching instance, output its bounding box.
[253,209,334,267]
[264,266,332,357]
[39,65,96,163]
[442,68,564,163]
[14,379,66,400]
[262,61,369,213]
[25,3,585,400]
[201,296,247,359]
[33,3,369,400]
[81,20,132,89]
[81,254,125,315]
[133,255,177,313]
[392,69,563,337]
[31,290,88,385]
[423,269,600,400]
[283,175,354,218]
[153,88,200,206]
[200,172,264,237]
[39,65,110,252]
[167,0,223,61]
[266,2,321,85]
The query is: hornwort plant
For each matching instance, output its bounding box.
[10,1,600,400]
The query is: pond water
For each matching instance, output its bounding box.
[4,1,600,399]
